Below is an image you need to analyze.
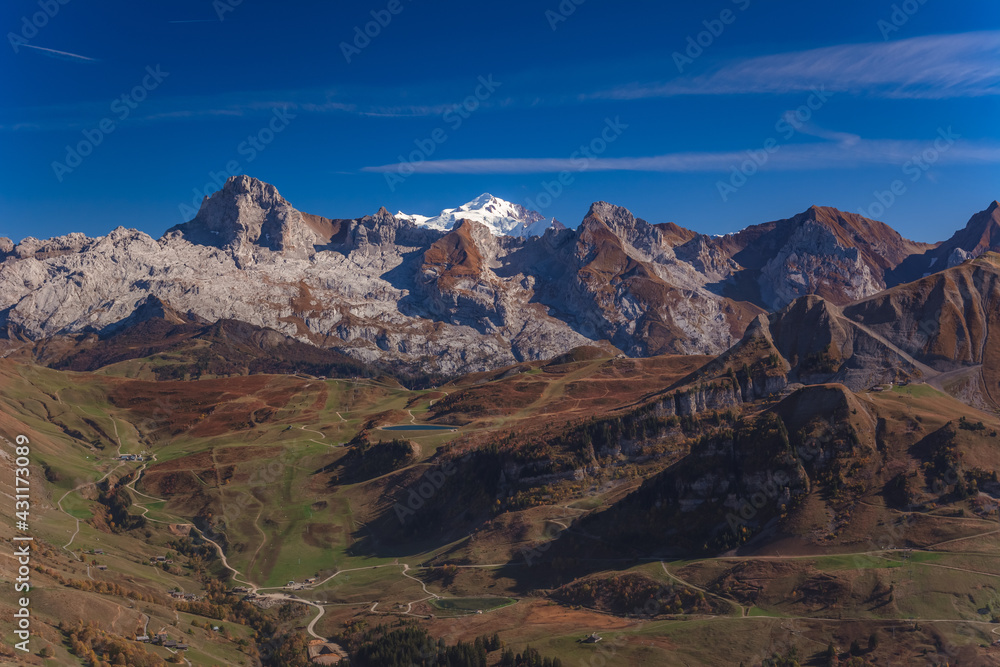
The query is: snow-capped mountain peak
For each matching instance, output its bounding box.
[397,194,563,238]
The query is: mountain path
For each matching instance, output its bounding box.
[660,560,747,617]
[57,461,124,559]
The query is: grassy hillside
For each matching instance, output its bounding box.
[1,352,998,666]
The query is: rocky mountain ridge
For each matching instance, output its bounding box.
[1,176,996,378]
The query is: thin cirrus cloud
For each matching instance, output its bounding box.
[592,31,1000,100]
[19,44,99,63]
[0,85,477,132]
[5,31,996,134]
[361,137,1000,175]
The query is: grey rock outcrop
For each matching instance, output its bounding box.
[3,177,992,378]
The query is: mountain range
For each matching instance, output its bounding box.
[3,176,1000,666]
[396,192,564,238]
[1,175,997,394]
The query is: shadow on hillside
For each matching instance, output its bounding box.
[377,249,435,321]
[343,454,711,592]
[347,502,655,593]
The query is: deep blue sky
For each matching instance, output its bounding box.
[1,0,998,243]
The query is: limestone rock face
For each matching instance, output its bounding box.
[758,220,881,310]
[12,233,90,260]
[165,175,327,260]
[685,204,938,311]
[1,176,994,377]
[947,247,972,269]
[557,203,762,357]
[0,178,599,375]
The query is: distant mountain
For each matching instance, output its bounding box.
[26,295,377,381]
[0,175,996,383]
[669,251,1000,409]
[887,200,1000,285]
[164,175,365,259]
[677,204,935,310]
[396,193,564,238]
[846,252,1000,408]
[944,200,1000,262]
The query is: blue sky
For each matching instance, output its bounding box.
[1,0,998,243]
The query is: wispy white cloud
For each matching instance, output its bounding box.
[361,137,1000,174]
[593,31,1000,100]
[20,44,98,63]
[144,109,246,120]
[790,122,861,146]
[0,84,472,132]
[4,31,997,134]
